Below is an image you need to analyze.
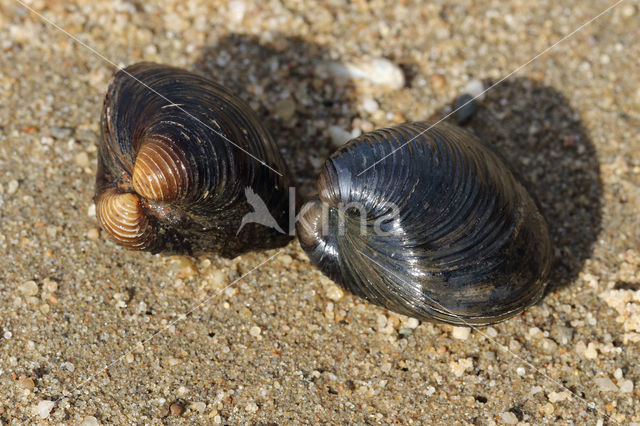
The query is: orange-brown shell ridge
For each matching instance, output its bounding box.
[95,63,293,257]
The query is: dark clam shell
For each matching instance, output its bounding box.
[95,63,293,257]
[297,121,552,325]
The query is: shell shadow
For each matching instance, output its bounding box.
[437,78,603,293]
[194,33,358,197]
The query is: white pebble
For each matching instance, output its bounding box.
[249,326,261,337]
[81,416,101,426]
[463,79,485,100]
[328,125,352,148]
[34,400,55,419]
[325,284,344,301]
[360,97,380,114]
[7,179,19,194]
[20,280,39,296]
[245,401,259,413]
[613,368,623,380]
[594,377,618,392]
[451,326,470,340]
[500,411,518,424]
[190,401,207,412]
[584,342,598,359]
[530,385,543,395]
[516,367,525,376]
[547,390,571,402]
[318,58,404,90]
[227,0,246,23]
[404,317,420,329]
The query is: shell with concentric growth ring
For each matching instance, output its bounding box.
[296,121,552,325]
[95,63,293,257]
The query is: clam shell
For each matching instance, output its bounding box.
[95,63,293,257]
[297,121,552,325]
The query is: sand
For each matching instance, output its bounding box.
[0,0,639,423]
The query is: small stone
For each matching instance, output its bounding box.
[403,317,420,329]
[7,179,19,194]
[325,284,343,301]
[584,342,598,359]
[430,74,446,90]
[34,400,55,419]
[81,416,101,426]
[87,203,96,218]
[274,98,296,121]
[614,368,623,380]
[360,97,379,114]
[516,367,525,376]
[86,228,100,240]
[618,379,634,393]
[50,126,74,139]
[245,402,259,413]
[542,403,555,415]
[594,377,618,392]
[75,152,89,167]
[500,411,518,424]
[318,57,405,90]
[279,254,293,266]
[486,326,498,337]
[17,375,35,391]
[190,401,207,412]
[328,125,352,148]
[547,390,570,402]
[451,326,470,340]
[249,326,261,337]
[227,0,247,23]
[169,403,183,416]
[61,361,75,373]
[531,386,543,395]
[454,94,476,124]
[125,353,134,363]
[621,4,637,17]
[450,357,473,377]
[20,280,39,296]
[463,79,485,100]
[43,279,58,292]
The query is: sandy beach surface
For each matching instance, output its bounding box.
[0,0,639,423]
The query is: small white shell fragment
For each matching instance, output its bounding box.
[34,400,55,419]
[317,57,405,90]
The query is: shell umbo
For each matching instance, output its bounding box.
[95,63,293,258]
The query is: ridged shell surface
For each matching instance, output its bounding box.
[297,121,552,325]
[96,63,293,257]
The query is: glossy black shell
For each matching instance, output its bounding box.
[297,121,552,325]
[96,63,293,257]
